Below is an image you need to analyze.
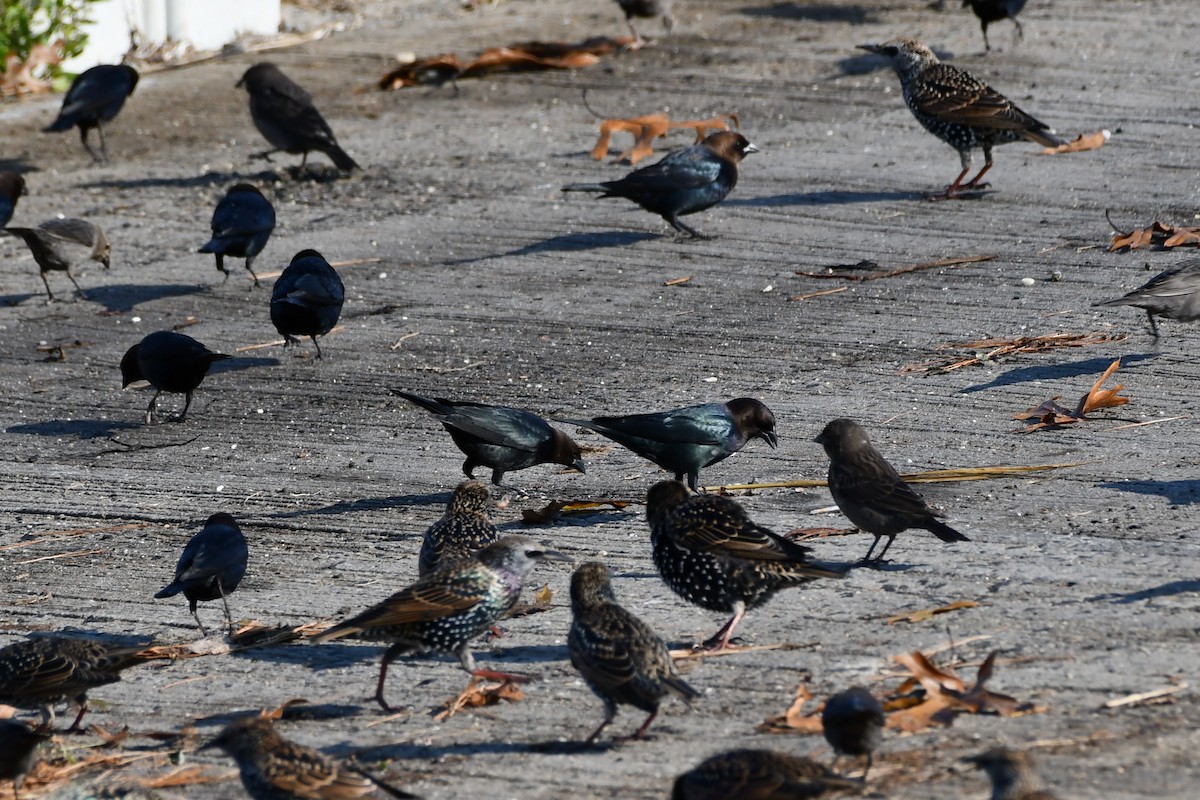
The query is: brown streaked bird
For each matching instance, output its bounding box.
[645,481,845,651]
[614,0,675,45]
[5,218,110,302]
[822,687,885,779]
[0,719,49,799]
[815,418,969,562]
[418,481,499,576]
[963,0,1029,52]
[858,38,1061,198]
[200,716,419,799]
[966,747,1059,800]
[1093,258,1200,339]
[672,749,861,800]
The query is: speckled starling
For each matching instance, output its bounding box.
[966,747,1059,800]
[963,0,1029,52]
[815,418,969,562]
[672,749,860,800]
[200,716,419,799]
[0,636,155,731]
[155,513,249,636]
[42,64,138,162]
[312,536,569,712]
[0,719,49,798]
[5,218,110,302]
[568,562,699,744]
[270,249,345,359]
[822,687,884,779]
[560,398,777,492]
[120,331,230,424]
[418,481,499,576]
[858,38,1061,198]
[1093,258,1200,339]
[644,481,844,651]
[614,0,675,45]
[199,184,276,286]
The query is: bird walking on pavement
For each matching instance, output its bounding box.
[270,249,345,359]
[1092,259,1200,339]
[0,719,50,799]
[672,749,860,800]
[418,481,499,576]
[822,686,885,779]
[614,0,675,46]
[42,64,138,162]
[966,747,1059,800]
[963,0,1029,52]
[5,218,110,302]
[199,184,276,286]
[155,513,249,636]
[120,331,230,424]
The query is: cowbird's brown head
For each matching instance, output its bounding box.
[645,479,691,528]
[703,131,759,163]
[199,715,277,757]
[448,480,491,517]
[119,343,143,388]
[569,561,617,611]
[0,171,25,202]
[551,429,586,474]
[95,228,112,269]
[813,418,872,460]
[726,397,777,449]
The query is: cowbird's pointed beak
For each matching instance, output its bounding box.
[744,142,760,154]
[764,430,778,449]
[571,457,587,474]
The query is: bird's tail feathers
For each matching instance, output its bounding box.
[154,583,183,599]
[310,622,362,643]
[42,117,76,133]
[926,518,970,543]
[325,144,359,171]
[561,183,610,194]
[1022,128,1064,148]
[666,675,702,703]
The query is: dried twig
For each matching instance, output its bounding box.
[795,255,993,282]
[900,332,1126,375]
[1103,683,1188,709]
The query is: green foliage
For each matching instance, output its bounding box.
[0,0,101,77]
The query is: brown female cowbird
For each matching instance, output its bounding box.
[418,481,499,576]
[42,64,138,162]
[568,562,700,744]
[560,398,776,491]
[154,513,249,636]
[963,0,1029,51]
[0,719,48,798]
[822,687,885,779]
[0,172,25,229]
[237,63,359,172]
[120,331,230,424]
[5,218,110,302]
[198,184,276,286]
[562,131,757,237]
[392,390,585,490]
[614,0,675,45]
[270,249,345,359]
[815,418,969,563]
[1093,259,1200,339]
[672,749,860,800]
[966,748,1059,800]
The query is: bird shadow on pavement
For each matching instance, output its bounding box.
[7,418,140,439]
[1088,579,1200,604]
[267,491,448,519]
[740,3,880,24]
[208,356,283,375]
[959,353,1157,394]
[446,231,659,265]
[87,282,208,313]
[1095,479,1200,506]
[725,189,923,207]
[360,739,558,761]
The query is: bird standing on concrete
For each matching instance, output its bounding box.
[963,0,1029,52]
[120,331,230,424]
[418,481,499,576]
[614,0,675,45]
[5,218,110,302]
[270,249,345,359]
[966,747,1059,800]
[672,749,860,800]
[1093,259,1200,339]
[42,64,139,162]
[822,686,885,779]
[0,719,48,798]
[0,172,25,229]
[155,513,249,636]
[198,184,276,286]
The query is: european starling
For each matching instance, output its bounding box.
[963,0,1029,52]
[560,397,777,492]
[814,418,969,562]
[154,513,249,636]
[200,716,420,799]
[568,562,700,744]
[0,719,48,798]
[822,687,885,779]
[1093,259,1200,339]
[0,172,25,229]
[562,131,757,237]
[198,184,276,286]
[672,749,861,800]
[644,481,844,651]
[5,218,111,302]
[312,536,569,712]
[858,38,1061,198]
[614,0,675,45]
[392,391,586,490]
[120,331,230,424]
[418,481,499,576]
[0,636,155,731]
[42,64,138,162]
[237,63,359,172]
[270,249,345,359]
[966,747,1059,800]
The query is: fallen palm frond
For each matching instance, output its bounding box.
[899,332,1126,375]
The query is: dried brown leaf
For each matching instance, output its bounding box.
[1041,129,1109,155]
[887,600,979,625]
[1163,227,1200,248]
[758,683,825,733]
[433,678,526,721]
[1015,359,1129,432]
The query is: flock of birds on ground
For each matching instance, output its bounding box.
[0,0,1175,798]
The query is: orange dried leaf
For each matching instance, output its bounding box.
[1078,358,1129,415]
[534,583,554,605]
[1041,129,1109,155]
[1163,227,1200,247]
[434,678,526,721]
[758,683,825,733]
[887,600,979,625]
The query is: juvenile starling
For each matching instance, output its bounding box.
[120,331,230,424]
[154,513,249,636]
[822,687,885,779]
[42,64,138,162]
[418,481,499,576]
[963,0,1029,52]
[270,249,345,359]
[568,562,700,744]
[5,218,111,302]
[1093,259,1200,339]
[614,0,675,45]
[0,719,48,798]
[560,398,777,492]
[815,418,969,562]
[312,536,569,712]
[644,481,844,651]
[392,391,586,490]
[858,38,1061,198]
[0,172,25,229]
[0,636,155,731]
[198,184,276,286]
[672,749,860,800]
[966,747,1059,800]
[200,716,419,799]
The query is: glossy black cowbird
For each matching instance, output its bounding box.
[963,0,1029,51]
[237,63,359,172]
[0,172,25,229]
[418,480,499,576]
[822,687,885,779]
[6,218,110,302]
[814,418,969,562]
[155,513,249,636]
[966,748,1059,800]
[562,130,757,237]
[393,390,585,490]
[614,0,675,45]
[672,749,860,800]
[42,64,139,162]
[0,719,48,797]
[120,331,230,424]
[270,249,345,359]
[559,398,776,491]
[198,184,276,286]
[1093,259,1200,339]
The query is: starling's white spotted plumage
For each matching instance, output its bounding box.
[1093,258,1200,339]
[672,749,860,800]
[966,747,1060,800]
[418,481,499,576]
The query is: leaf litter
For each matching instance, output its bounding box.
[1013,358,1131,432]
[898,332,1127,375]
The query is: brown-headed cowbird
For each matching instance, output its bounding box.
[963,0,1029,51]
[858,39,1061,198]
[418,481,499,576]
[198,184,276,286]
[672,749,860,800]
[966,748,1059,800]
[0,719,48,798]
[200,716,419,799]
[568,562,699,744]
[237,63,359,172]
[822,686,884,779]
[562,131,757,237]
[560,398,777,491]
[5,218,110,302]
[0,172,25,229]
[1093,259,1200,339]
[312,536,569,712]
[645,481,844,651]
[42,64,138,162]
[814,418,969,563]
[154,513,249,636]
[615,0,675,45]
[120,331,230,424]
[392,390,585,490]
[270,249,345,359]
